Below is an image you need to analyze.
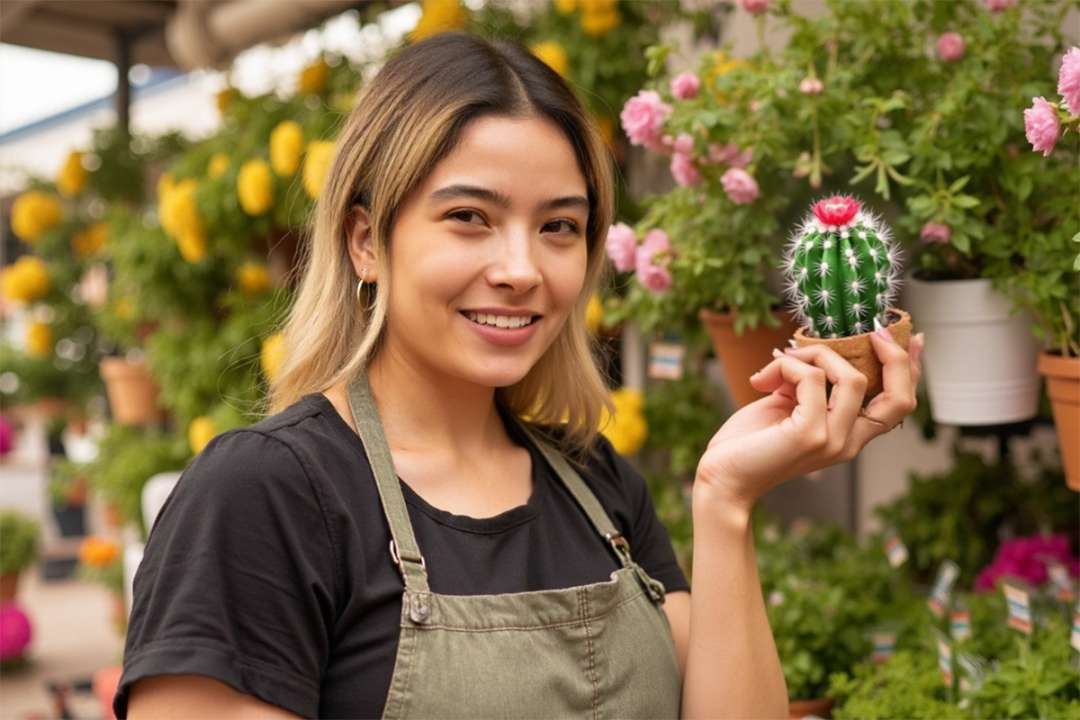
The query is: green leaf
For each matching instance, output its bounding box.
[952,194,980,209]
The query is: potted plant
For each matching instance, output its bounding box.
[783,194,912,398]
[48,458,91,538]
[0,511,41,603]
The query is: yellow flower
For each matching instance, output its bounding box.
[188,416,217,455]
[302,141,335,199]
[157,172,175,199]
[580,7,620,37]
[599,387,647,455]
[260,333,286,383]
[113,297,134,320]
[237,261,271,295]
[554,0,576,14]
[176,229,207,263]
[237,159,274,216]
[25,321,52,358]
[79,537,119,568]
[11,191,62,244]
[72,222,108,259]
[707,51,749,103]
[1,256,51,303]
[57,151,87,197]
[585,294,604,335]
[207,153,230,179]
[216,87,236,114]
[298,58,330,95]
[409,0,467,43]
[580,0,616,12]
[270,121,304,177]
[530,41,569,78]
[159,178,203,240]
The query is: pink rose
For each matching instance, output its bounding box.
[741,0,769,15]
[635,229,673,294]
[670,152,702,187]
[919,222,952,245]
[799,77,824,95]
[1058,46,1080,116]
[605,222,638,272]
[620,90,672,151]
[673,133,695,155]
[638,264,673,294]
[936,32,965,62]
[671,72,701,100]
[984,0,1015,11]
[721,168,759,204]
[707,143,753,168]
[1024,96,1060,157]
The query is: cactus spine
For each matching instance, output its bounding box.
[783,195,902,338]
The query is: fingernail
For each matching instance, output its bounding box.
[875,325,894,342]
[788,338,798,348]
[772,348,785,359]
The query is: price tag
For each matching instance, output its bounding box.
[870,628,897,664]
[1003,581,1033,635]
[927,560,959,618]
[647,341,685,380]
[1047,560,1076,603]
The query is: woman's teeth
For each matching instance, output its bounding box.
[464,312,535,329]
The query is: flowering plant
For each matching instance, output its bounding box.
[609,0,1077,345]
[974,533,1079,592]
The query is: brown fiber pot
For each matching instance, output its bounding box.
[700,307,800,408]
[793,308,912,402]
[99,357,163,426]
[1038,351,1080,491]
[789,697,834,719]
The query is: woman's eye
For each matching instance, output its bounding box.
[448,210,486,226]
[544,219,581,235]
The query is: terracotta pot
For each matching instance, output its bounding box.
[699,307,799,408]
[98,357,163,426]
[794,308,912,402]
[789,697,834,719]
[0,572,19,603]
[1038,351,1080,491]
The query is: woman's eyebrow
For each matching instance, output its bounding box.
[428,184,589,212]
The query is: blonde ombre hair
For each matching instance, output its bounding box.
[265,32,616,463]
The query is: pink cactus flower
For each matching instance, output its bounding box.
[620,90,672,151]
[919,222,952,245]
[741,0,769,15]
[671,72,701,100]
[604,222,638,272]
[937,32,965,62]
[811,194,860,226]
[670,152,701,187]
[799,77,824,95]
[721,168,760,205]
[984,0,1015,11]
[1058,47,1080,117]
[1024,96,1060,156]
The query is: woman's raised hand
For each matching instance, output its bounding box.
[693,328,924,512]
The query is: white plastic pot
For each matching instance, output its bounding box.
[904,275,1041,426]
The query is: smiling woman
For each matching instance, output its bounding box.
[114,31,693,720]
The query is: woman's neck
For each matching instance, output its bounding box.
[363,344,510,465]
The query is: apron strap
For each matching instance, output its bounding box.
[346,369,430,593]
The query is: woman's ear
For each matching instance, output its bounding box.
[345,204,378,281]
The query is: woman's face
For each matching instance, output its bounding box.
[377,114,590,388]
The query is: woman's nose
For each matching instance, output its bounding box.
[487,228,542,291]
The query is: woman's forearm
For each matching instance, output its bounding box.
[680,483,789,720]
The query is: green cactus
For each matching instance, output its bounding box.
[783,195,902,338]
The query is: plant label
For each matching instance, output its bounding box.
[647,341,685,380]
[883,531,908,568]
[1003,582,1033,635]
[927,560,959,618]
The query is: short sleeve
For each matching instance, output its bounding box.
[113,429,338,719]
[593,434,691,596]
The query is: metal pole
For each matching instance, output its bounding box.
[114,30,131,136]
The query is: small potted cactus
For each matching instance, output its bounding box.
[782,195,913,400]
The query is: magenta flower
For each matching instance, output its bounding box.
[1024,96,1061,157]
[741,0,769,15]
[1058,46,1080,117]
[620,90,671,151]
[604,222,638,272]
[671,72,701,100]
[799,77,824,95]
[919,222,952,245]
[812,194,860,226]
[670,152,702,187]
[936,32,965,63]
[721,168,759,204]
[975,533,1079,592]
[984,0,1015,11]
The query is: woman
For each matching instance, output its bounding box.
[115,32,923,719]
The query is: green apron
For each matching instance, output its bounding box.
[346,370,683,719]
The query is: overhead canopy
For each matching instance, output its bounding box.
[0,0,374,70]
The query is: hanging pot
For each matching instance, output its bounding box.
[904,275,1040,425]
[1038,351,1080,491]
[98,357,164,426]
[699,307,799,408]
[789,697,833,719]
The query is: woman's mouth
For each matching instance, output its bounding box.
[459,311,542,347]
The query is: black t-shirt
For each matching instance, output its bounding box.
[113,392,690,719]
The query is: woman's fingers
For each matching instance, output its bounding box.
[782,344,868,457]
[909,333,925,388]
[751,350,828,444]
[866,328,918,428]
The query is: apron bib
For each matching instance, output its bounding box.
[346,370,682,719]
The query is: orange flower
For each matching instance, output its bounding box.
[79,537,120,568]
